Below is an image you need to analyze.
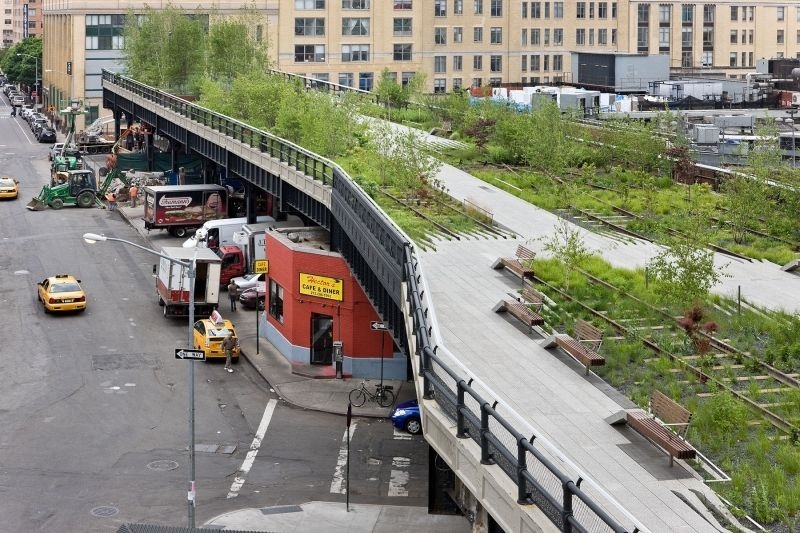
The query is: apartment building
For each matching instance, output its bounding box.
[4,0,41,46]
[37,0,800,122]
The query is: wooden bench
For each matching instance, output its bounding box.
[494,300,544,333]
[553,319,605,374]
[627,391,696,466]
[491,245,536,281]
[519,283,544,312]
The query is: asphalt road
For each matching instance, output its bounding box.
[0,105,432,532]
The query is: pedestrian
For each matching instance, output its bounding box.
[222,331,237,373]
[228,280,238,312]
[106,192,117,212]
[128,183,138,208]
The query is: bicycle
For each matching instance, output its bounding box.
[349,379,395,407]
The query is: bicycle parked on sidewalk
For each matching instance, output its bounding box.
[349,379,395,407]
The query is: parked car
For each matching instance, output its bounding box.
[192,318,240,363]
[49,142,65,160]
[239,282,266,310]
[38,128,57,143]
[11,95,24,106]
[390,400,422,435]
[27,112,44,125]
[230,272,266,291]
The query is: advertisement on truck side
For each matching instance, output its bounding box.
[144,186,228,227]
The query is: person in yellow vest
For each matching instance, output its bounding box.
[128,183,139,208]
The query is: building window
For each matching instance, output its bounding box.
[611,28,617,45]
[543,54,549,70]
[489,77,502,86]
[453,77,462,89]
[797,6,800,22]
[746,6,753,21]
[554,28,563,45]
[295,18,325,36]
[576,28,585,45]
[703,5,714,24]
[402,71,416,85]
[434,55,447,73]
[598,1,607,18]
[490,0,502,16]
[473,55,483,70]
[729,52,737,67]
[701,51,712,66]
[295,45,326,62]
[749,30,753,44]
[588,27,592,44]
[295,0,325,8]
[730,30,737,44]
[269,280,284,323]
[659,4,670,23]
[531,1,540,18]
[577,2,585,18]
[544,1,549,17]
[553,54,562,70]
[359,72,374,91]
[85,14,126,50]
[454,26,463,42]
[342,0,369,8]
[472,77,482,87]
[490,27,502,43]
[730,6,737,21]
[474,0,483,14]
[435,0,447,16]
[682,5,693,24]
[435,27,447,44]
[393,0,412,9]
[702,27,713,47]
[589,1,594,18]
[531,54,540,70]
[453,55,463,70]
[393,44,412,60]
[796,29,800,44]
[682,27,692,48]
[554,1,563,18]
[543,27,550,44]
[521,54,527,71]
[637,4,648,24]
[339,73,353,87]
[455,0,463,14]
[598,28,607,45]
[393,18,412,36]
[777,29,785,45]
[342,18,369,35]
[342,44,369,61]
[434,78,446,93]
[777,6,785,21]
[490,55,502,72]
[612,1,617,18]
[532,29,540,45]
[637,27,648,50]
[682,51,692,67]
[474,26,483,42]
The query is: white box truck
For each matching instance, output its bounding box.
[156,247,222,318]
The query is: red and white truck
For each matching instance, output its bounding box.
[143,184,229,238]
[156,247,222,318]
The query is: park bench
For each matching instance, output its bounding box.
[519,283,545,312]
[627,390,696,466]
[491,244,536,281]
[493,299,544,333]
[542,319,605,374]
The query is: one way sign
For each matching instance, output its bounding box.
[370,321,388,331]
[175,348,206,361]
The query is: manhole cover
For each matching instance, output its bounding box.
[147,460,180,471]
[90,506,119,518]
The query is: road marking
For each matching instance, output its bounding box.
[393,428,412,440]
[226,398,278,499]
[329,422,357,494]
[389,457,410,497]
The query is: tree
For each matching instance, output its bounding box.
[367,121,442,195]
[0,37,41,89]
[123,6,206,91]
[541,219,594,292]
[206,4,271,83]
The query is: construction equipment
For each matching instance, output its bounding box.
[27,167,128,211]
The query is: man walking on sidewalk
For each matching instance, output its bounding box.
[222,332,236,373]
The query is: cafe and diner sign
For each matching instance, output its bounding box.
[299,273,343,301]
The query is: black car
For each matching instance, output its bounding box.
[38,128,57,143]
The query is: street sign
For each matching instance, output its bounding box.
[253,259,269,274]
[175,348,206,361]
[370,321,388,331]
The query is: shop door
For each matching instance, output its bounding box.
[310,314,333,365]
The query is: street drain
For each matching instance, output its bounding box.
[90,506,119,518]
[147,459,180,471]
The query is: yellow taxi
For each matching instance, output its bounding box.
[193,318,240,363]
[0,177,19,199]
[37,274,87,313]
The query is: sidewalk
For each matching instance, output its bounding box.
[114,202,461,533]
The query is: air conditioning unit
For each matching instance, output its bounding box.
[791,92,800,107]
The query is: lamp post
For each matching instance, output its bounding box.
[83,233,199,529]
[16,52,39,106]
[370,321,389,393]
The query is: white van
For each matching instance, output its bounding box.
[182,215,274,249]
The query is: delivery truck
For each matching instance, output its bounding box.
[156,247,222,318]
[217,222,271,285]
[181,215,274,250]
[143,184,228,238]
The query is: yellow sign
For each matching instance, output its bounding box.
[253,259,269,274]
[299,273,343,301]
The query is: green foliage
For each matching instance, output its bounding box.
[691,392,750,444]
[206,5,271,82]
[0,37,41,88]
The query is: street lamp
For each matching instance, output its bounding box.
[82,233,199,529]
[16,52,39,106]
